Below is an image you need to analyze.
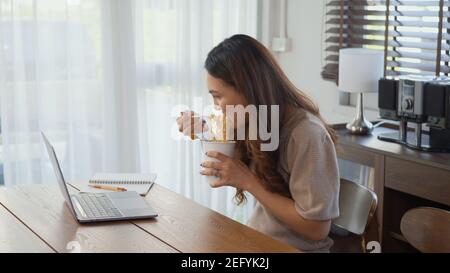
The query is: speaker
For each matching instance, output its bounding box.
[378,78,398,120]
[424,82,448,129]
[379,78,398,110]
[447,89,450,128]
[424,82,446,118]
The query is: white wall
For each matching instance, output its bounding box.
[273,0,379,124]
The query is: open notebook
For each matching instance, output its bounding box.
[80,173,157,196]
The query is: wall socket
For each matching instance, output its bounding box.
[272,37,291,52]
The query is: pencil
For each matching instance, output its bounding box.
[89,184,127,192]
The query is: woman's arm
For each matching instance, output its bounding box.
[201,151,332,242]
[248,177,331,242]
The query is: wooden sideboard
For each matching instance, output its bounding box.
[334,124,450,252]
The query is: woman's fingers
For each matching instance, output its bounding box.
[201,161,222,169]
[200,168,217,176]
[200,168,225,188]
[177,111,206,135]
[182,125,194,135]
[206,151,229,162]
[177,111,193,132]
[181,110,195,116]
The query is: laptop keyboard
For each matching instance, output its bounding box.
[76,193,123,219]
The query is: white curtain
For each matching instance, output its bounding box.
[0,0,258,222]
[134,0,258,222]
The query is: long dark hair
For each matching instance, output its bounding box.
[205,34,337,205]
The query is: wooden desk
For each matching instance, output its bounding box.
[335,124,450,252]
[0,183,299,253]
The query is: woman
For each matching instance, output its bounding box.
[177,34,340,252]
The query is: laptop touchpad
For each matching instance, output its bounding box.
[107,192,155,216]
[114,198,148,210]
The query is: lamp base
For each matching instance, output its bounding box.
[346,118,374,135]
[346,93,373,135]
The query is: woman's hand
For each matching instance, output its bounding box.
[200,151,259,191]
[176,111,208,138]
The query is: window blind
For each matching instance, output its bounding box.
[322,0,450,82]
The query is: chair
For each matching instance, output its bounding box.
[330,179,378,253]
[400,207,450,253]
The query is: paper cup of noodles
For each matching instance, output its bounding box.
[201,140,236,185]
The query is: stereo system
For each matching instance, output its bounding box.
[378,75,450,152]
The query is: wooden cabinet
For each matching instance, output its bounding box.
[334,124,450,252]
[385,157,450,206]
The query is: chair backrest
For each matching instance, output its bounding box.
[332,179,378,235]
[400,207,450,253]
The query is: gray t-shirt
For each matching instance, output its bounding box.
[247,108,340,252]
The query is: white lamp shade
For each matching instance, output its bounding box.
[338,48,384,93]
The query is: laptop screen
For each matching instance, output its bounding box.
[41,132,76,217]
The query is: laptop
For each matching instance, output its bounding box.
[41,132,158,223]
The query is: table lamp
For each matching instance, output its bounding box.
[339,48,384,135]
